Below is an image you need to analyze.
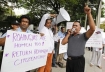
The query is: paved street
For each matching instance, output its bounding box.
[0,47,102,72]
[52,49,102,72]
[30,49,102,72]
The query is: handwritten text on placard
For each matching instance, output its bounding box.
[1,30,49,72]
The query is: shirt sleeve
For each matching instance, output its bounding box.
[53,33,60,42]
[38,14,51,32]
[0,32,7,38]
[28,30,33,33]
[39,27,45,34]
[83,32,89,41]
[58,31,62,38]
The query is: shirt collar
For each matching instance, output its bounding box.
[72,33,80,36]
[16,27,30,33]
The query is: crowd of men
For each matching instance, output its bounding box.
[0,5,104,72]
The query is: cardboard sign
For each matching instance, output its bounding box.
[1,30,49,72]
[59,38,68,54]
[85,29,102,48]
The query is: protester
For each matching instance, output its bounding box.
[57,27,66,67]
[58,27,66,38]
[62,5,95,72]
[90,34,104,69]
[0,20,19,70]
[11,20,19,30]
[38,14,56,72]
[0,15,33,72]
[52,25,60,67]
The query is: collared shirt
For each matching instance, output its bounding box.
[38,14,51,32]
[53,33,60,42]
[16,27,32,33]
[67,33,88,56]
[58,31,65,38]
[1,27,32,38]
[40,26,54,53]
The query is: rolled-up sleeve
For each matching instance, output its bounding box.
[0,33,7,38]
[84,32,89,41]
[38,14,50,32]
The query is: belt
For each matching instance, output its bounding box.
[68,55,83,60]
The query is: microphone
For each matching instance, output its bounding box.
[71,28,75,33]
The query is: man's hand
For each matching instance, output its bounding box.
[84,4,91,15]
[85,3,95,39]
[50,14,57,18]
[67,29,71,35]
[39,33,44,36]
[58,39,60,43]
[0,37,6,46]
[67,28,75,35]
[99,48,102,50]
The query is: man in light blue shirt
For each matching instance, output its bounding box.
[58,27,66,38]
[56,27,66,67]
[0,15,32,72]
[0,15,32,45]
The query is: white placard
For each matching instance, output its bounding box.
[85,29,102,48]
[1,30,49,72]
[59,38,67,54]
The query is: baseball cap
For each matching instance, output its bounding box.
[11,20,19,25]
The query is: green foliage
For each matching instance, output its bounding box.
[0,0,15,21]
[14,0,87,26]
[101,1,105,17]
[0,0,105,27]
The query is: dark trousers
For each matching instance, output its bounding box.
[52,42,59,66]
[88,47,92,51]
[0,51,3,70]
[102,46,104,54]
[66,56,85,72]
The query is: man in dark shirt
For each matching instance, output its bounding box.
[62,5,95,72]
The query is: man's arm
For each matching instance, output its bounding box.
[0,37,6,46]
[61,29,71,45]
[0,33,7,46]
[61,34,70,45]
[84,5,95,38]
[38,14,56,32]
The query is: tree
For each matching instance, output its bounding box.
[0,0,15,21]
[101,2,105,17]
[2,0,104,27]
[12,0,86,26]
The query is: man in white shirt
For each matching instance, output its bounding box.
[52,25,60,67]
[0,15,44,72]
[90,38,104,69]
[38,14,56,72]
[57,27,66,67]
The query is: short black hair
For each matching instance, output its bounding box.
[73,21,82,27]
[45,19,52,24]
[19,15,31,24]
[61,27,65,30]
